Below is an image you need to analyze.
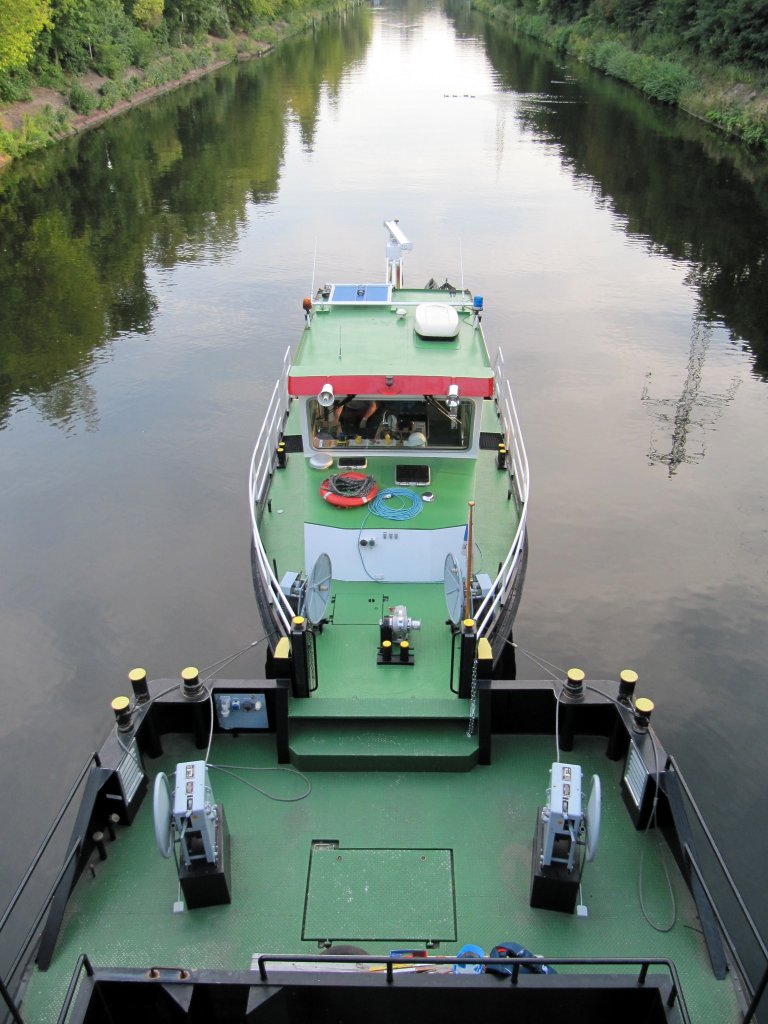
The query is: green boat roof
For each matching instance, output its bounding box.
[288,288,494,397]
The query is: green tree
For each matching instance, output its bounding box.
[132,0,164,29]
[225,0,277,28]
[0,0,52,75]
[46,0,136,74]
[164,0,229,35]
[685,0,768,67]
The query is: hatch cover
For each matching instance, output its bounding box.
[302,843,456,942]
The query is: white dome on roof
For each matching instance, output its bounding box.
[414,303,460,339]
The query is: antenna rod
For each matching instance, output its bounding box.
[465,500,475,619]
[459,239,464,293]
[310,238,318,298]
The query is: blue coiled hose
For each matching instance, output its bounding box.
[370,487,423,521]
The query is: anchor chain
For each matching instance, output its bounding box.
[466,658,478,738]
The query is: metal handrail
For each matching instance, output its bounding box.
[0,976,24,1024]
[0,753,99,1023]
[493,350,530,502]
[248,346,294,636]
[255,953,688,1016]
[0,753,98,936]
[666,757,768,1022]
[474,351,530,638]
[667,757,768,965]
[6,843,82,985]
[56,954,93,1024]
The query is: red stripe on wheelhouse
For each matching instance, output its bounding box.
[288,375,494,398]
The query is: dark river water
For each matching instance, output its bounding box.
[1,0,767,975]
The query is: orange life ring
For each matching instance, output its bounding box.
[320,472,379,508]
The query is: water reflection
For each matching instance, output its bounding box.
[446,3,768,382]
[641,314,741,475]
[0,10,373,431]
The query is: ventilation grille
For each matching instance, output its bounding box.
[117,741,144,803]
[623,742,647,808]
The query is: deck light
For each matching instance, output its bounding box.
[318,382,334,407]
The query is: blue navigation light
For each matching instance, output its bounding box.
[473,295,484,311]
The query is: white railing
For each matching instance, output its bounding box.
[248,347,295,636]
[474,349,530,640]
[492,348,530,505]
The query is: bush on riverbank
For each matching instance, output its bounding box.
[0,0,347,165]
[473,0,768,150]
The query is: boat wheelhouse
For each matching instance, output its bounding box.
[249,222,529,728]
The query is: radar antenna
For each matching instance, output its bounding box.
[301,552,333,625]
[443,552,465,625]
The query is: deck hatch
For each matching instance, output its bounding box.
[302,844,456,942]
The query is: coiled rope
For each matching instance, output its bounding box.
[323,473,377,498]
[370,487,423,521]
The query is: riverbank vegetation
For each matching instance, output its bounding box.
[473,0,768,150]
[0,0,347,163]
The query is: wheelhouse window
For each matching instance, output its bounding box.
[309,396,474,451]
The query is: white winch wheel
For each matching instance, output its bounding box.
[585,774,602,862]
[153,771,174,859]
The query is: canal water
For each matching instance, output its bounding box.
[1,0,767,968]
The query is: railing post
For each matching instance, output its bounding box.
[290,617,311,698]
[458,619,476,699]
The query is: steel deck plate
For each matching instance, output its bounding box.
[303,845,457,942]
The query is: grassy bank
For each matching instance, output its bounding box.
[0,2,348,168]
[473,0,768,151]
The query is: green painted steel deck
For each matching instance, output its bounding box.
[20,732,742,1023]
[260,401,515,539]
[290,289,493,385]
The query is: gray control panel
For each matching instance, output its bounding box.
[214,693,269,731]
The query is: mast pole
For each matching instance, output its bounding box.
[465,500,475,620]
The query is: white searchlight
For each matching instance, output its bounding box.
[318,382,335,408]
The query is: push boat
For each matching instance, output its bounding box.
[3,224,768,1024]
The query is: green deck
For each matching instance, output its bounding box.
[256,398,522,773]
[21,732,742,1023]
[261,397,514,561]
